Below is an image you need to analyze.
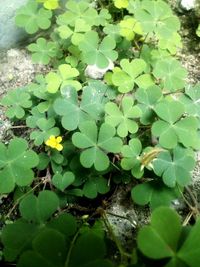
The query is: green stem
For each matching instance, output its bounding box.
[64,229,81,267]
[5,180,43,219]
[101,210,132,264]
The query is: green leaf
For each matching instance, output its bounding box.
[58,18,91,45]
[114,0,129,9]
[69,232,106,267]
[134,0,180,39]
[47,213,77,237]
[30,118,60,146]
[137,207,182,259]
[153,146,195,187]
[152,100,199,149]
[119,16,143,40]
[72,121,122,171]
[37,152,50,170]
[52,172,75,192]
[179,83,200,118]
[121,138,143,178]
[137,207,200,266]
[28,38,58,65]
[53,84,108,131]
[15,1,52,34]
[46,64,81,93]
[103,24,121,41]
[19,190,59,224]
[80,81,110,118]
[1,220,39,261]
[105,96,141,137]
[111,58,147,93]
[135,85,163,125]
[37,0,59,10]
[57,0,110,28]
[131,180,180,209]
[26,75,48,103]
[1,88,32,119]
[153,58,187,92]
[196,24,200,37]
[178,219,200,267]
[158,32,182,55]
[17,229,66,267]
[26,107,45,128]
[78,31,118,69]
[83,177,110,199]
[0,138,39,194]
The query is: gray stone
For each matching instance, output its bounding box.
[0,0,29,49]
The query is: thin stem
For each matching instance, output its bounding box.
[185,186,199,215]
[106,211,137,228]
[183,211,194,226]
[5,169,52,219]
[5,181,43,219]
[100,209,132,264]
[10,125,28,129]
[64,229,81,267]
[138,33,149,57]
[177,185,198,221]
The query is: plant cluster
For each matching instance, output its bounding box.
[1,0,200,266]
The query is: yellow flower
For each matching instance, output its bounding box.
[45,135,63,151]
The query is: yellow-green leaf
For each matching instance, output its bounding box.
[37,0,59,10]
[113,0,129,9]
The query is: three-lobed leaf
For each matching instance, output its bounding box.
[0,138,39,194]
[57,0,110,28]
[15,1,52,34]
[135,85,163,125]
[119,16,143,40]
[19,190,59,224]
[105,96,141,137]
[30,117,60,146]
[121,138,143,178]
[72,121,122,171]
[134,0,180,39]
[46,64,81,93]
[1,88,32,119]
[83,176,110,199]
[137,207,182,259]
[153,58,187,92]
[28,38,58,64]
[153,146,195,187]
[78,31,118,69]
[57,18,91,45]
[137,206,200,266]
[54,84,108,131]
[111,58,153,93]
[179,83,200,118]
[131,180,180,209]
[152,100,199,149]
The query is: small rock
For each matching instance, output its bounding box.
[0,0,29,49]
[85,60,114,79]
[180,0,196,10]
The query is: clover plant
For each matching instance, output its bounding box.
[137,207,200,266]
[1,0,200,266]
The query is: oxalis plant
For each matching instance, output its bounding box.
[1,0,200,266]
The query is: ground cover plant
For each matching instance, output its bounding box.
[1,0,200,266]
